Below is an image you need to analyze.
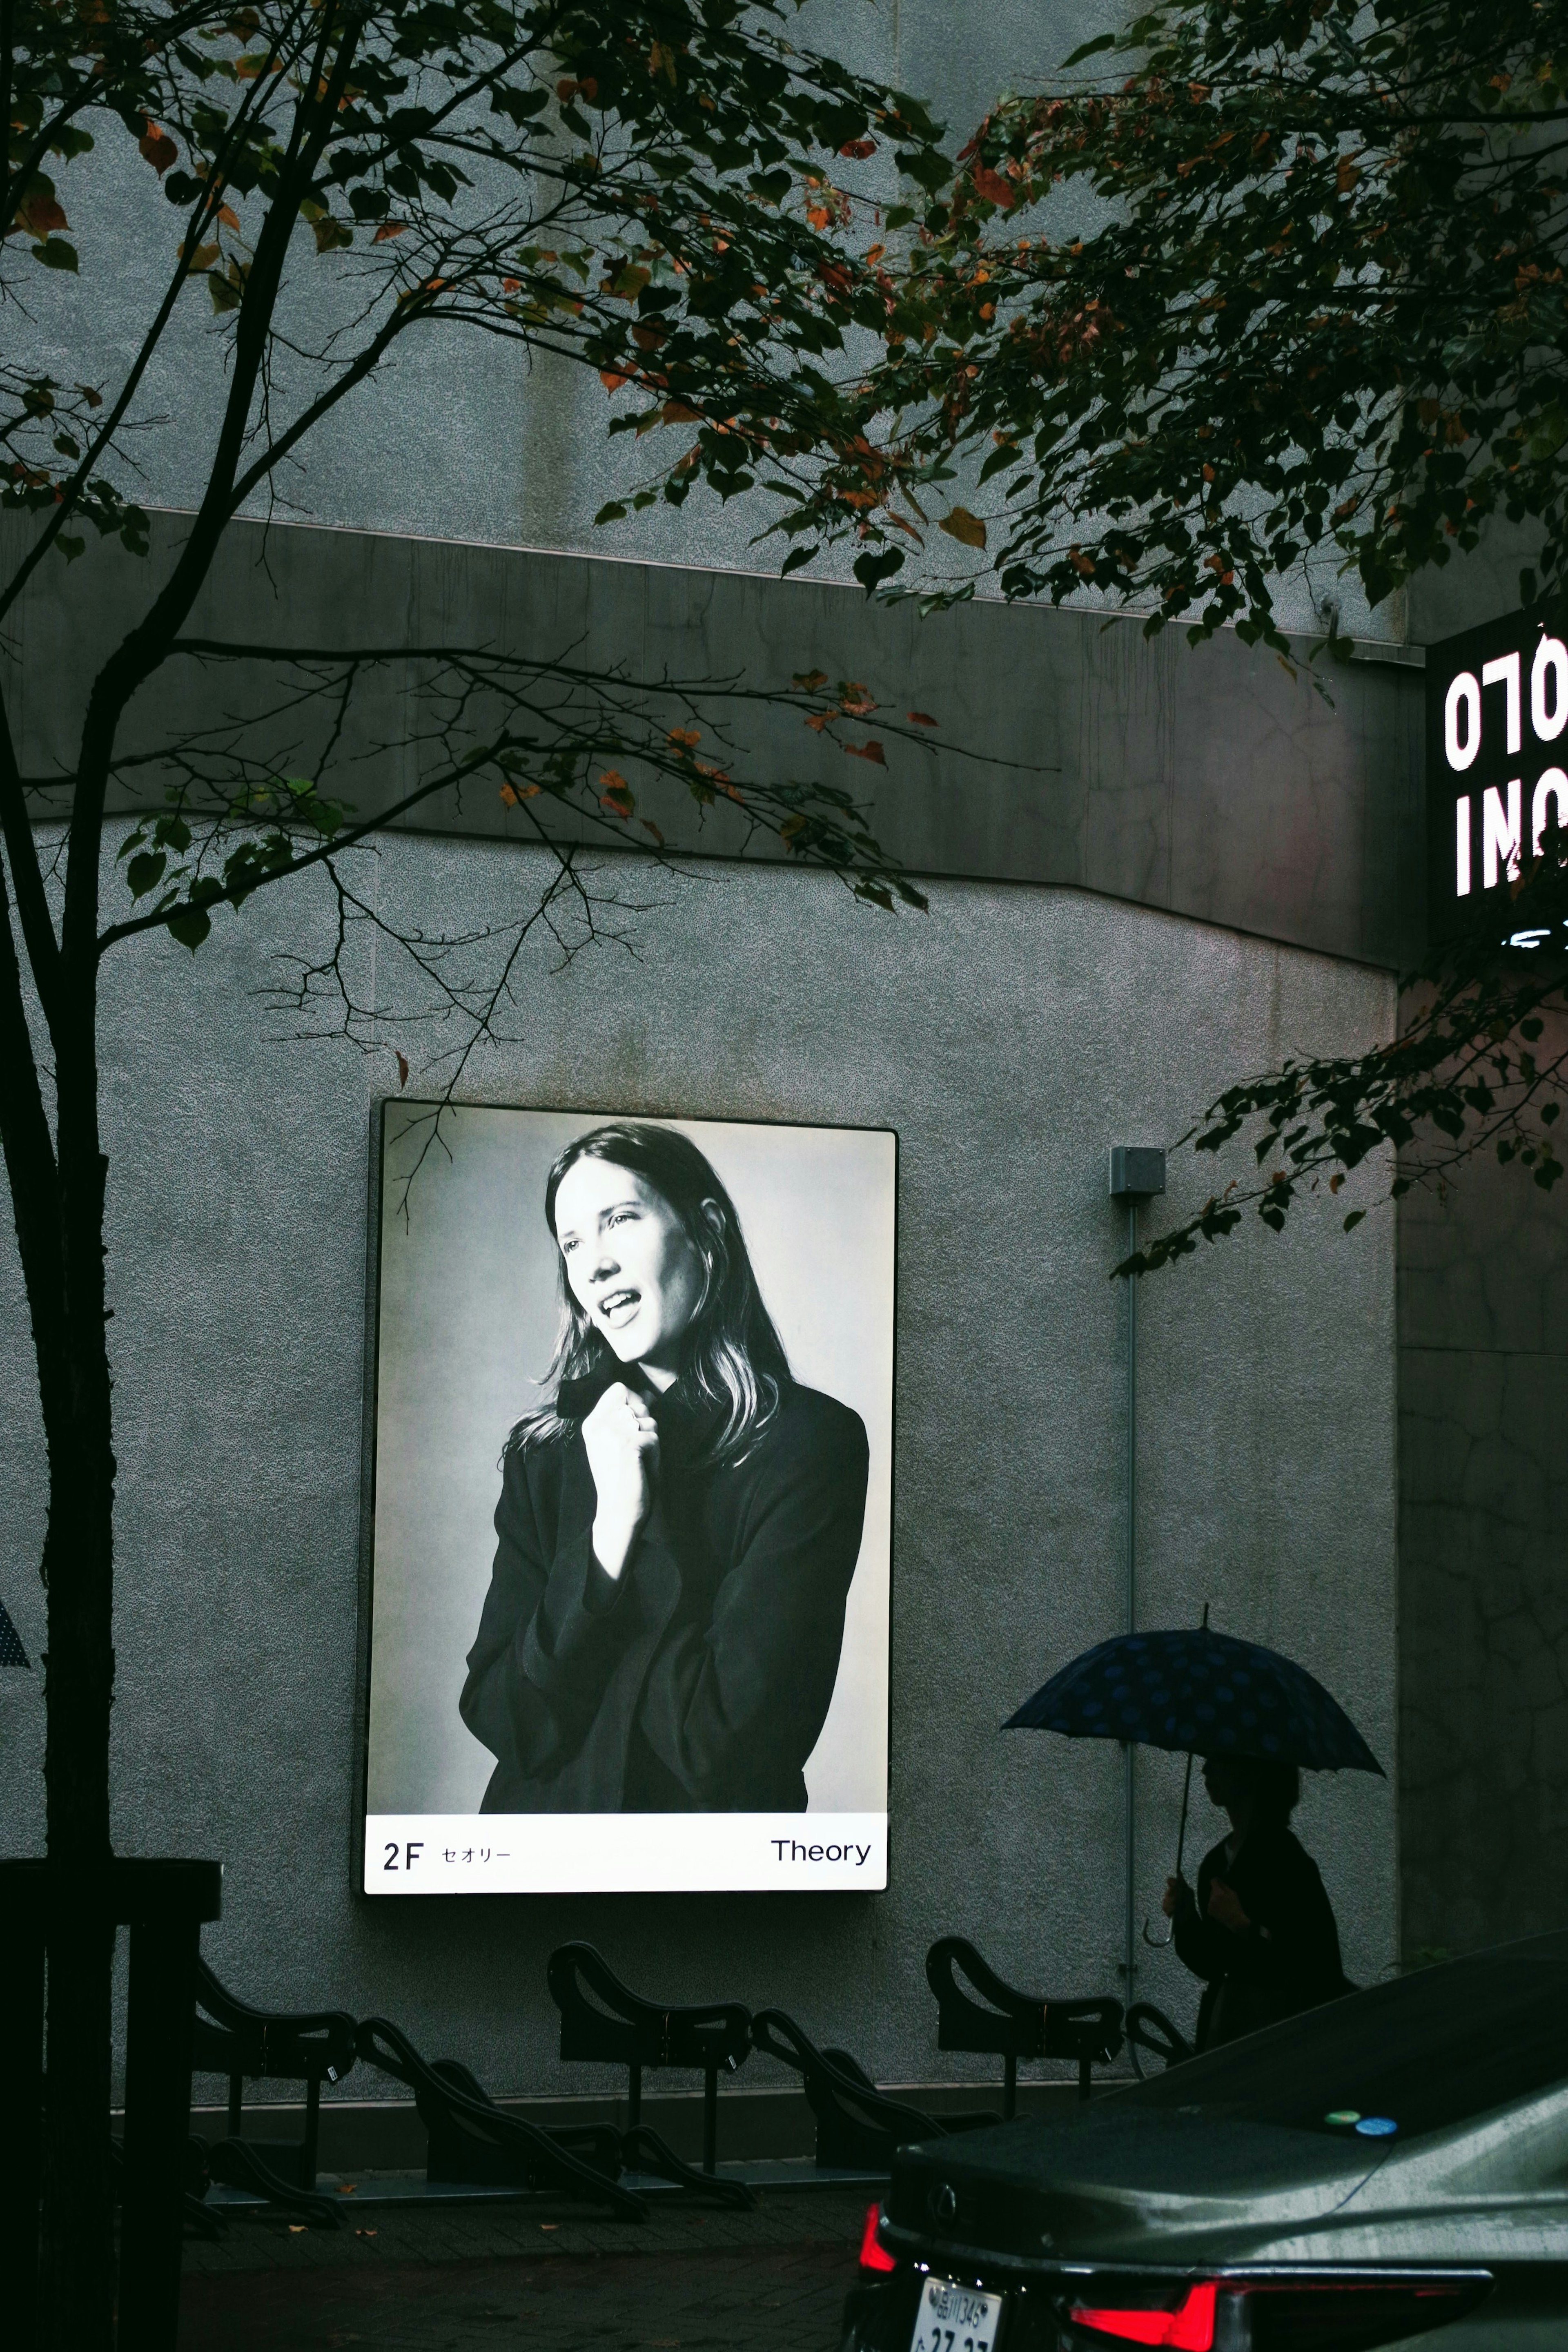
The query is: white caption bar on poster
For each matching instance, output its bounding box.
[365,1811,888,1895]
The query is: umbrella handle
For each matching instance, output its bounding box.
[1174,1750,1195,1880]
[1143,1752,1199,1950]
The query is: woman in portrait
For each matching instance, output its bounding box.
[460,1121,871,1813]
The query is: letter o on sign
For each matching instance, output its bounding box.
[1445,671,1481,770]
[1533,636,1568,742]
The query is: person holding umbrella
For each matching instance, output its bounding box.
[1006,1614,1379,2056]
[1160,1755,1350,2051]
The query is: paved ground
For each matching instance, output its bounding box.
[179,2184,869,2351]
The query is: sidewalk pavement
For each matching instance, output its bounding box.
[179,2181,871,2350]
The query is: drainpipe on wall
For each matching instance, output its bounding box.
[1107,1146,1166,2013]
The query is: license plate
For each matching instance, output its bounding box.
[909,2273,1004,2352]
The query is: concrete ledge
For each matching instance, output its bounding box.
[7,506,1423,966]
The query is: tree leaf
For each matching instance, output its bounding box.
[1062,31,1119,64]
[167,907,212,953]
[18,192,68,237]
[938,506,987,550]
[852,547,904,591]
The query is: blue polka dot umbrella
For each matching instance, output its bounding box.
[1004,1626,1383,1776]
[1005,1625,1382,1911]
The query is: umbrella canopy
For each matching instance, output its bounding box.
[1004,1626,1383,1776]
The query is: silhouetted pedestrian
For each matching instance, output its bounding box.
[1160,1755,1349,2050]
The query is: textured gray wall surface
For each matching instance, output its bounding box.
[1406,517,1546,649]
[0,834,1398,2096]
[8,511,1425,967]
[1397,1008,1568,1960]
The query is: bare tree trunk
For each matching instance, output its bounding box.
[31,975,118,2349]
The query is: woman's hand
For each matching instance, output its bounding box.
[581,1382,660,1582]
[1207,1878,1252,1934]
[1161,1874,1188,1919]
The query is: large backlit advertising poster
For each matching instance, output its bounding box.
[360,1102,895,1895]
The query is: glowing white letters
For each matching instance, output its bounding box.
[1456,795,1471,895]
[1531,637,1568,742]
[1533,766,1568,854]
[1483,779,1521,888]
[1439,628,1568,911]
[1445,672,1481,770]
[1482,651,1523,754]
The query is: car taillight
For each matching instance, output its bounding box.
[1070,2283,1216,2348]
[1068,2275,1487,2351]
[859,2201,897,2276]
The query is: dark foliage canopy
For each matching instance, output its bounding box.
[2,0,948,945]
[755,0,1568,653]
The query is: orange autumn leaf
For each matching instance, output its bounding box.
[19,194,67,236]
[666,725,701,748]
[969,165,1015,208]
[843,739,886,765]
[906,711,938,726]
[662,398,701,424]
[939,505,987,550]
[372,221,407,242]
[139,124,177,174]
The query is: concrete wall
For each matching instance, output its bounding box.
[0,833,1398,2098]
[5,511,1426,970]
[1397,1007,1568,1960]
[1396,553,1568,1960]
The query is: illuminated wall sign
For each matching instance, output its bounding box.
[1427,609,1568,945]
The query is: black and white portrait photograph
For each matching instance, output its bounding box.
[361,1104,895,1894]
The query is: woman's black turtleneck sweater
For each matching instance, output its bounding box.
[460,1371,869,1813]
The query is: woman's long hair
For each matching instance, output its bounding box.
[508,1122,791,1467]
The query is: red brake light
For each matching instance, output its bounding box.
[859,2201,897,2275]
[1070,2282,1216,2349]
